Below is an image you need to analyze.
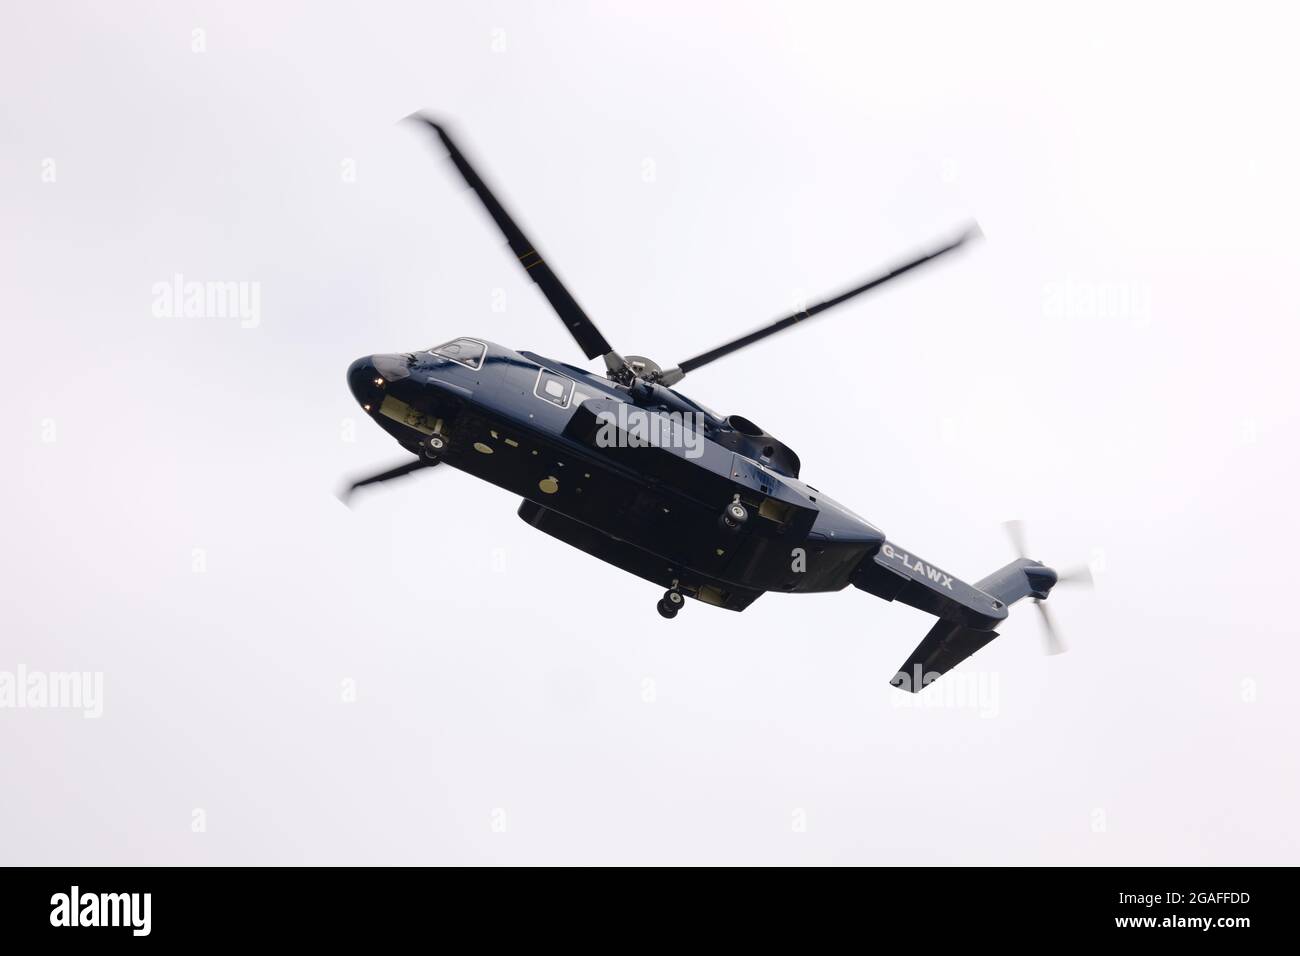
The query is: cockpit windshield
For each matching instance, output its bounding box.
[430,337,486,370]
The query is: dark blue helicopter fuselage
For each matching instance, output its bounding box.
[340,118,1062,688]
[348,338,885,611]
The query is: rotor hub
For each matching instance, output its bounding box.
[623,355,662,379]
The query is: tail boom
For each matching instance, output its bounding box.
[852,541,1058,692]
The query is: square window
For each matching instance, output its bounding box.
[534,370,574,408]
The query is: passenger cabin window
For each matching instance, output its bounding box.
[534,369,574,408]
[430,337,486,370]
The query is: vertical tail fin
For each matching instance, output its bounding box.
[890,620,1000,693]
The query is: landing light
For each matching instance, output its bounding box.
[373,377,384,387]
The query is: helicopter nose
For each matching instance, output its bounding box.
[348,354,411,408]
[348,356,382,408]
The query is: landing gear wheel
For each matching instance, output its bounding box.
[657,589,684,619]
[719,500,749,532]
[424,435,446,459]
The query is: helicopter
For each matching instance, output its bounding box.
[342,115,1090,692]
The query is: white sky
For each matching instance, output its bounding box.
[2,0,1297,864]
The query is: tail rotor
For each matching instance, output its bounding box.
[1002,520,1093,655]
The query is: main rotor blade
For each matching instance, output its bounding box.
[671,224,980,379]
[338,457,437,506]
[409,115,616,362]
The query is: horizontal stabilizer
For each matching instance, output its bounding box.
[890,619,1000,693]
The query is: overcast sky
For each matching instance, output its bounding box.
[2,1,1297,864]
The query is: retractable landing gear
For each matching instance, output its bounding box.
[657,588,684,619]
[424,434,446,459]
[719,496,749,533]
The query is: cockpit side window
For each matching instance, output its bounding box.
[430,337,486,370]
[533,368,574,408]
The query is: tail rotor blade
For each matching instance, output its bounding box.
[1003,519,1029,559]
[1034,600,1067,656]
[1054,564,1094,588]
